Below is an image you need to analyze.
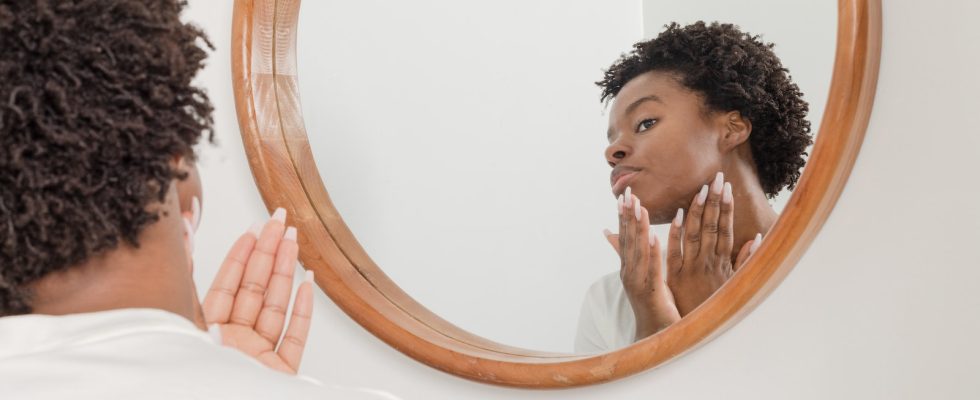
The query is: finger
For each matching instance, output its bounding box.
[602,229,621,254]
[635,203,652,285]
[716,181,735,258]
[202,224,260,324]
[667,208,684,278]
[699,172,725,260]
[229,208,287,327]
[734,233,763,272]
[254,226,299,344]
[619,189,634,273]
[278,270,315,372]
[683,184,709,267]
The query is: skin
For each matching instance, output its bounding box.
[26,156,314,374]
[602,70,780,341]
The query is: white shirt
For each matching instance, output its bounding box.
[0,308,398,399]
[574,272,636,353]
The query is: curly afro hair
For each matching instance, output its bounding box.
[0,0,214,316]
[597,21,812,198]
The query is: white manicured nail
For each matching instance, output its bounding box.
[191,196,201,230]
[284,226,297,241]
[617,194,624,215]
[696,185,709,205]
[722,182,733,204]
[625,186,632,204]
[305,269,314,283]
[711,171,724,194]
[271,207,286,223]
[634,198,642,221]
[207,323,223,345]
[648,230,658,247]
[749,232,762,254]
[673,208,684,227]
[602,228,613,238]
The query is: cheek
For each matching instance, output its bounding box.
[633,132,720,218]
[637,131,714,180]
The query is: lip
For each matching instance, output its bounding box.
[611,171,639,196]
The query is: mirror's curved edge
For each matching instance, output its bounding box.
[258,0,575,360]
[232,0,882,388]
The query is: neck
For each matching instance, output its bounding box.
[722,149,779,258]
[27,195,205,330]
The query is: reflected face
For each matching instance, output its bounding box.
[605,71,724,224]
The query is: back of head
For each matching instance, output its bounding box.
[0,0,214,316]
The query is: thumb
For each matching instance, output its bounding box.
[734,233,762,271]
[602,229,621,254]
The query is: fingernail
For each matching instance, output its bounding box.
[634,197,642,221]
[284,226,297,241]
[602,228,613,237]
[617,194,624,215]
[625,186,632,206]
[183,217,195,254]
[305,269,314,283]
[749,232,762,254]
[191,196,201,230]
[711,171,724,195]
[271,207,287,223]
[673,208,684,227]
[722,182,733,204]
[696,185,708,205]
[247,221,263,237]
[648,230,658,247]
[207,323,223,345]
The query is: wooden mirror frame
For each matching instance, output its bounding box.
[231,0,881,388]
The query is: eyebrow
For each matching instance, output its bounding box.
[625,95,664,115]
[606,94,665,139]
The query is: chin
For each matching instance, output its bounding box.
[647,208,676,225]
[634,193,673,224]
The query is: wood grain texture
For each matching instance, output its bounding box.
[231,0,881,388]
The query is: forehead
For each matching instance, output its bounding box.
[608,70,701,118]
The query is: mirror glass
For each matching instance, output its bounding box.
[298,0,835,353]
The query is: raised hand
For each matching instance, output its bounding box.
[666,172,760,317]
[201,208,315,374]
[604,186,681,341]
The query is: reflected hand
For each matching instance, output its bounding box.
[604,186,681,341]
[201,208,315,374]
[666,172,759,317]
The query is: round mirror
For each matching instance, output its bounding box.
[232,0,880,387]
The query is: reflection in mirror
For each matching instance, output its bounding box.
[298,0,834,353]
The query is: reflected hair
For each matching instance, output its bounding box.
[0,0,214,316]
[597,21,812,198]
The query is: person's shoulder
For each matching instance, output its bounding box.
[0,309,388,399]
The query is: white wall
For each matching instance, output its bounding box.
[295,0,642,352]
[187,1,980,398]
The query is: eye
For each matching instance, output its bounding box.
[636,118,657,133]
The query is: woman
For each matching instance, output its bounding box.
[0,1,389,398]
[575,21,812,352]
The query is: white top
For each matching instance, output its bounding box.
[0,308,398,400]
[574,272,636,353]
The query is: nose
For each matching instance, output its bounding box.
[605,138,630,168]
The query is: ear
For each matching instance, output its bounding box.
[718,111,752,153]
[172,155,203,228]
